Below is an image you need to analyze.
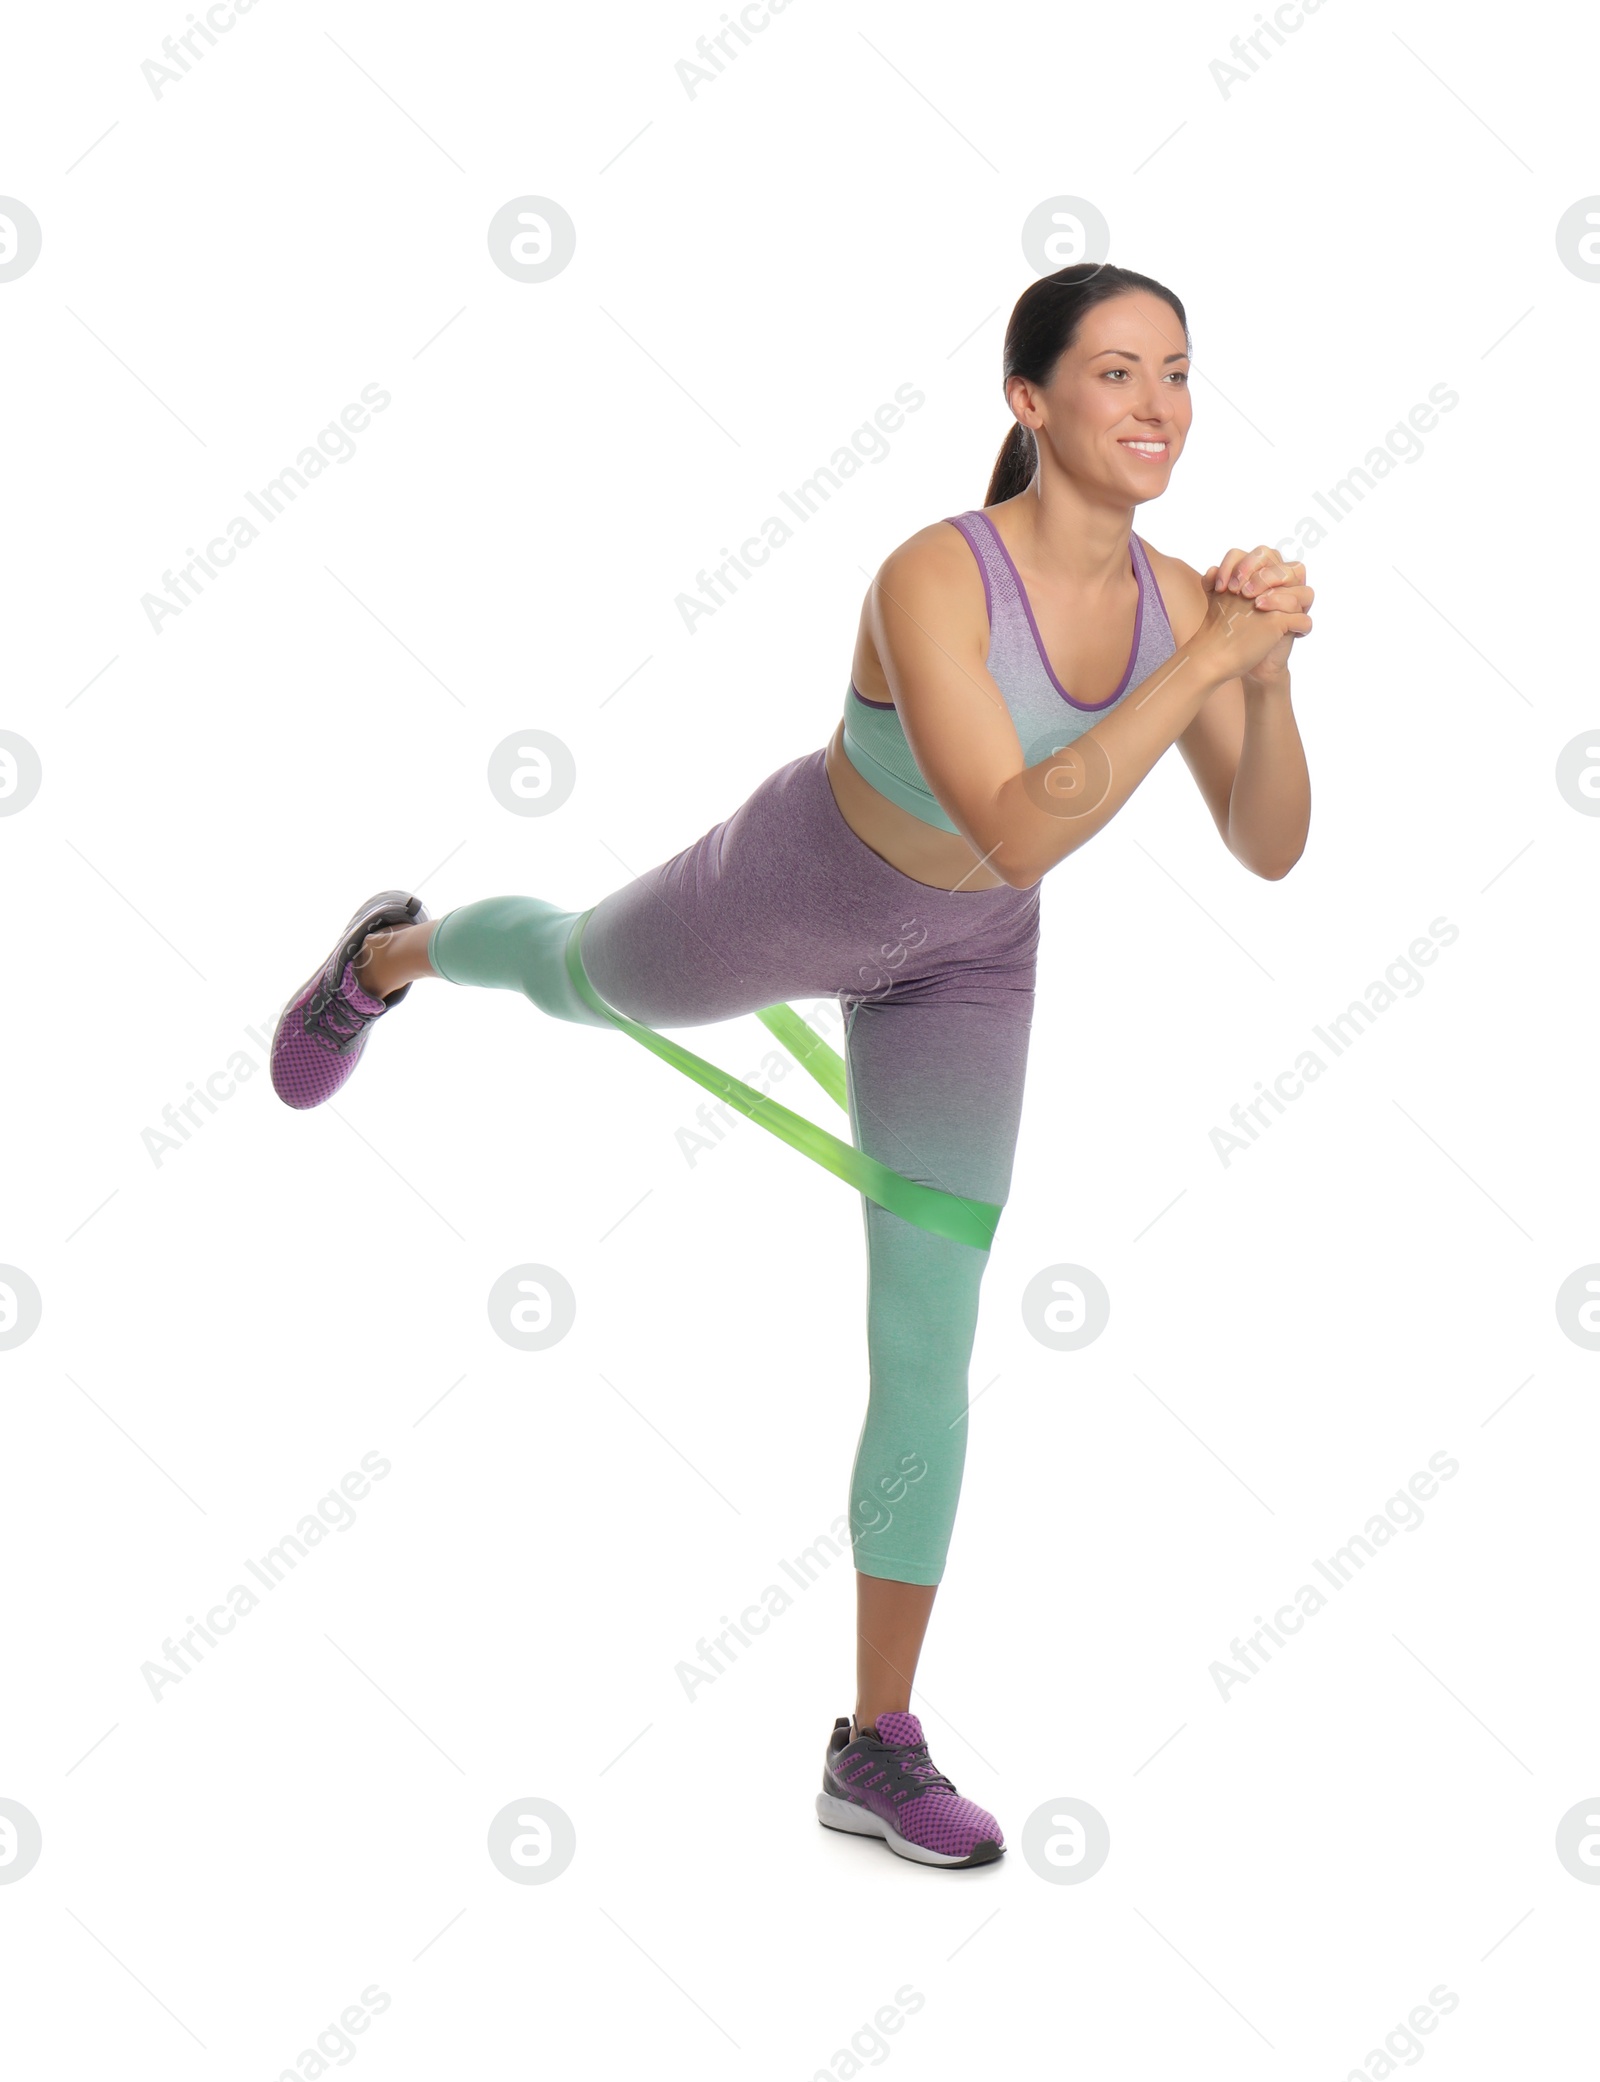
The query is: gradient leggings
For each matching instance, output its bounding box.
[426,748,1040,1585]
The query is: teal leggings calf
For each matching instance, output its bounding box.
[426,747,1040,1586]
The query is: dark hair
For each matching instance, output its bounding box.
[984,263,1190,506]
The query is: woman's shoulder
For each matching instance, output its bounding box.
[853,514,990,688]
[1137,537,1208,645]
[870,512,990,599]
[887,509,985,561]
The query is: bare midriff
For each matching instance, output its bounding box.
[823,723,1009,892]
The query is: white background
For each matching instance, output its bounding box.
[4,1,1597,2075]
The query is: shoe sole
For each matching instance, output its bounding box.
[815,1792,1003,1868]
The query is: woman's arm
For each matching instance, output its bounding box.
[870,526,1307,890]
[1161,552,1312,880]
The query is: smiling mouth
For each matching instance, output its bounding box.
[1118,439,1170,462]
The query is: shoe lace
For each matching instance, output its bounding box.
[301,975,381,1053]
[886,1737,956,1800]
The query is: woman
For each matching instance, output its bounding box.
[270,263,1313,1869]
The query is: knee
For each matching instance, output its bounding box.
[864,1230,990,1369]
[429,897,615,1029]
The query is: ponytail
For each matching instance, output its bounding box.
[983,262,1188,507]
[985,422,1037,507]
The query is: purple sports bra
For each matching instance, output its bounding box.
[838,509,1178,833]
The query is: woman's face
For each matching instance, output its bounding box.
[1016,290,1193,500]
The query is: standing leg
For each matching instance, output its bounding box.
[855,1575,938,1736]
[371,888,1034,1740]
[840,983,1034,1731]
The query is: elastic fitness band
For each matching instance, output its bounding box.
[563,909,1000,1251]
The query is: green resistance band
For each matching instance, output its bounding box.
[563,909,1000,1251]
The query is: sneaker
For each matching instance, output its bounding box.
[816,1710,1003,1867]
[271,891,429,1111]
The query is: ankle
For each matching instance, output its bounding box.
[350,937,394,1000]
[852,1705,903,1739]
[354,924,419,1000]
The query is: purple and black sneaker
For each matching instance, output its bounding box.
[271,891,429,1111]
[817,1711,1003,1867]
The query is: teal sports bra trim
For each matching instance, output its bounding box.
[839,686,962,834]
